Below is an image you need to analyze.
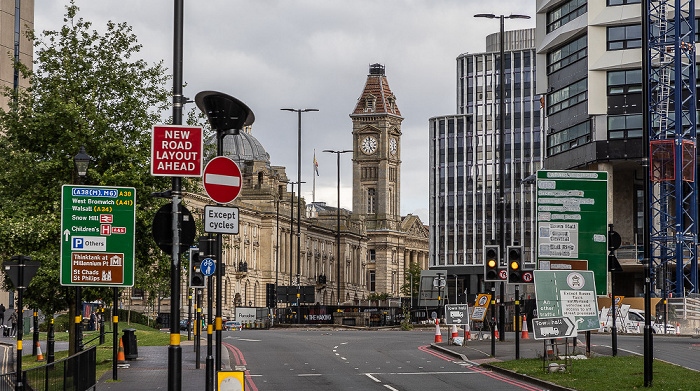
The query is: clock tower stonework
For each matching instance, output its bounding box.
[351,64,428,297]
[351,63,402,231]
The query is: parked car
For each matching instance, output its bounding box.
[224,320,242,331]
[179,319,191,331]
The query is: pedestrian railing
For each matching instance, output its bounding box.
[0,346,96,391]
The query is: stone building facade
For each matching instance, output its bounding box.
[124,65,429,320]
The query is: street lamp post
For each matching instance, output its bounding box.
[323,149,352,306]
[281,108,318,290]
[475,12,530,343]
[73,146,92,355]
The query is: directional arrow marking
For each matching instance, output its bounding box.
[64,229,71,241]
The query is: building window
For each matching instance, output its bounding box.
[608,0,640,4]
[547,0,587,33]
[547,78,587,115]
[608,114,643,139]
[369,249,376,263]
[607,24,642,50]
[608,69,643,114]
[369,271,376,292]
[367,188,376,213]
[547,121,591,156]
[547,35,587,74]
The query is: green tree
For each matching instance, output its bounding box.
[0,2,174,352]
[400,261,421,297]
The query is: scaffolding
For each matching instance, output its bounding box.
[647,0,699,296]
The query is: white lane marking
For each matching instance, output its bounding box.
[298,374,322,377]
[384,385,399,391]
[365,374,382,383]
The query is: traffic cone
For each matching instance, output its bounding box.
[117,337,126,363]
[494,322,499,340]
[36,343,45,362]
[451,325,459,339]
[465,322,471,341]
[522,316,530,339]
[434,320,443,343]
[676,322,681,335]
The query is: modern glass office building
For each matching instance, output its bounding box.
[429,28,543,298]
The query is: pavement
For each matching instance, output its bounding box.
[0,329,231,391]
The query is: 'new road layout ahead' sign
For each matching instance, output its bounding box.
[60,185,135,287]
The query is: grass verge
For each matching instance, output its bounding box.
[491,356,700,391]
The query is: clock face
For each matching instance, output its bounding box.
[389,138,397,155]
[361,136,378,154]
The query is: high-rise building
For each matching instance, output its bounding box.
[535,0,700,296]
[429,28,542,300]
[0,0,33,308]
[0,0,33,108]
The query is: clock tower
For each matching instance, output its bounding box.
[351,63,403,231]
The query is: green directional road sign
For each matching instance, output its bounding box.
[60,185,136,287]
[534,270,599,331]
[536,170,608,295]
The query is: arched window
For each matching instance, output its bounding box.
[367,188,376,213]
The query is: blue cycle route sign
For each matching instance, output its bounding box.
[201,258,216,276]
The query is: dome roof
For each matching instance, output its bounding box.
[207,128,270,168]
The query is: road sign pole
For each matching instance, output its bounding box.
[515,285,520,359]
[490,285,496,357]
[169,1,184,390]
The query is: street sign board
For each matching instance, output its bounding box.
[532,316,578,340]
[203,156,243,204]
[470,293,491,321]
[204,205,239,234]
[201,258,216,276]
[534,270,599,331]
[151,125,203,177]
[538,259,588,271]
[60,185,135,286]
[536,170,608,295]
[151,202,197,254]
[445,304,470,325]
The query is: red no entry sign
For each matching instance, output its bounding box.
[203,156,242,204]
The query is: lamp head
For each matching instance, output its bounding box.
[195,91,255,134]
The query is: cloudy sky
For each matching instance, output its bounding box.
[34,0,535,222]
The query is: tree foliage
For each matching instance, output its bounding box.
[0,1,172,314]
[400,262,422,297]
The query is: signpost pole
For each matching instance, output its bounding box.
[515,285,520,359]
[112,287,118,381]
[169,1,184,390]
[206,275,214,391]
[490,285,496,356]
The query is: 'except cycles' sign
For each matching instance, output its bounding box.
[60,185,135,287]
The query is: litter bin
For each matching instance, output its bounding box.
[122,329,138,360]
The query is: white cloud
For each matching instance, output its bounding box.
[35,0,535,224]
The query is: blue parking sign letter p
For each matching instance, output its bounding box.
[73,237,83,249]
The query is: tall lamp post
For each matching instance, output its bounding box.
[323,149,352,305]
[282,108,318,287]
[282,108,317,325]
[475,12,530,343]
[73,146,92,355]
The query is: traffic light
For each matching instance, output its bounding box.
[507,246,523,284]
[189,247,205,288]
[266,283,277,308]
[198,235,216,259]
[483,245,500,281]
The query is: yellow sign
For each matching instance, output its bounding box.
[218,371,245,390]
[470,293,492,321]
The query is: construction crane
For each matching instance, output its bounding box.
[647,0,698,296]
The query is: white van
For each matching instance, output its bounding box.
[599,306,669,333]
